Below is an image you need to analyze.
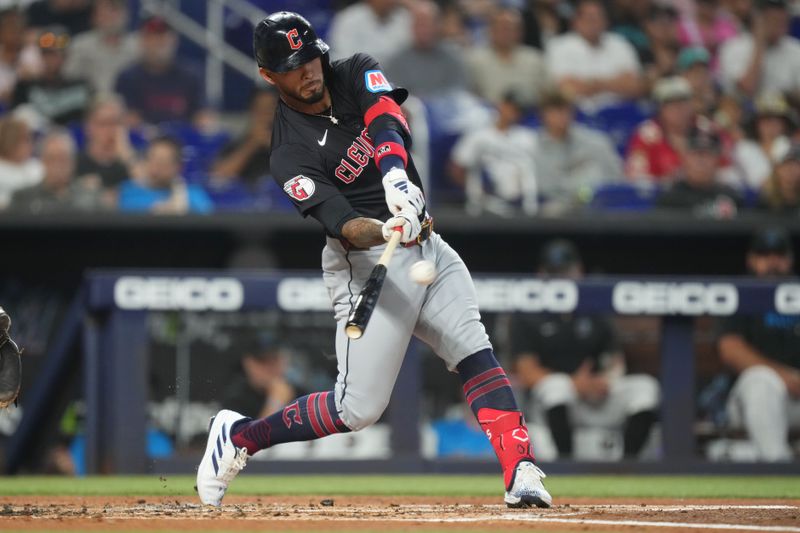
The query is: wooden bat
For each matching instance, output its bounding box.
[344,227,403,340]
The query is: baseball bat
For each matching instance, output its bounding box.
[344,227,403,340]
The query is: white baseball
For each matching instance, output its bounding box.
[409,260,437,286]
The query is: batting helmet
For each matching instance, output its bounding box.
[253,12,329,73]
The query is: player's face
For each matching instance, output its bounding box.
[747,252,793,278]
[261,58,325,105]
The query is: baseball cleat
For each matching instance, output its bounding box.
[504,460,552,508]
[196,409,249,506]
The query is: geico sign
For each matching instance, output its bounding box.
[613,282,737,315]
[277,278,331,311]
[475,279,578,313]
[114,277,244,311]
[775,283,800,314]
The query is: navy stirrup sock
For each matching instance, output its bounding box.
[457,348,519,415]
[230,390,350,455]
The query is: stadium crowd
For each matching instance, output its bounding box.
[0,0,798,216]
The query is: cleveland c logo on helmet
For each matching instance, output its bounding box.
[253,11,329,72]
[286,28,302,50]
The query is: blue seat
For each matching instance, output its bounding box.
[161,122,231,184]
[589,183,658,211]
[577,101,654,155]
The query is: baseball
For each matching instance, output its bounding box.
[409,260,437,286]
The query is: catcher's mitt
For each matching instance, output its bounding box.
[0,307,21,408]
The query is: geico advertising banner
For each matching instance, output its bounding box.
[100,274,800,315]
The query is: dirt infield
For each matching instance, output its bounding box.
[1,496,799,532]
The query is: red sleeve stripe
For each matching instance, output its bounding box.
[305,393,326,438]
[466,377,512,406]
[364,96,410,132]
[374,141,408,168]
[462,367,505,393]
[317,391,339,435]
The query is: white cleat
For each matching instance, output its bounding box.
[196,409,250,506]
[504,461,552,508]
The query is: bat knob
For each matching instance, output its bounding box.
[345,324,363,339]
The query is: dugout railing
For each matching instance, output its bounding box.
[6,271,800,475]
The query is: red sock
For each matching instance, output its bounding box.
[477,408,535,490]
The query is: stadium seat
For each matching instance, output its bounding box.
[589,183,659,211]
[577,101,654,155]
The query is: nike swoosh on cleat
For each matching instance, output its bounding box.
[317,130,328,146]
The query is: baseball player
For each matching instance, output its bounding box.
[196,11,552,509]
[0,307,22,409]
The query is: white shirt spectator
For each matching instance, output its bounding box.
[64,31,139,93]
[719,34,800,95]
[545,32,640,111]
[466,45,549,108]
[734,135,791,191]
[327,3,411,65]
[533,124,622,206]
[0,158,43,209]
[452,125,538,215]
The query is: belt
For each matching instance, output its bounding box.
[339,216,433,251]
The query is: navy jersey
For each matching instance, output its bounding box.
[270,53,425,232]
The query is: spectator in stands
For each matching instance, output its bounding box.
[717,227,800,461]
[626,76,694,182]
[449,93,538,216]
[533,91,623,211]
[328,0,412,65]
[678,0,739,68]
[63,0,138,94]
[758,143,800,213]
[0,8,35,105]
[114,17,202,126]
[0,116,42,209]
[75,94,134,197]
[723,0,756,30]
[466,6,549,108]
[545,0,643,112]
[608,0,654,60]
[11,25,91,125]
[678,47,718,116]
[118,136,212,214]
[385,0,468,99]
[222,335,300,419]
[640,4,681,89]
[657,125,741,217]
[25,0,92,36]
[510,239,660,460]
[719,0,800,97]
[10,129,102,213]
[211,89,276,188]
[734,93,796,191]
[521,0,571,50]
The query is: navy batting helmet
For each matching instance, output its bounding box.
[253,12,329,73]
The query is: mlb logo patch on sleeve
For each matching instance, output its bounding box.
[283,175,316,201]
[365,70,392,93]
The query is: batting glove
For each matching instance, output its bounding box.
[382,208,421,244]
[382,168,425,216]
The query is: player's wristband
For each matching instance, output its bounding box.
[374,141,408,169]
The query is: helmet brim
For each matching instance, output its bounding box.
[265,39,329,73]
